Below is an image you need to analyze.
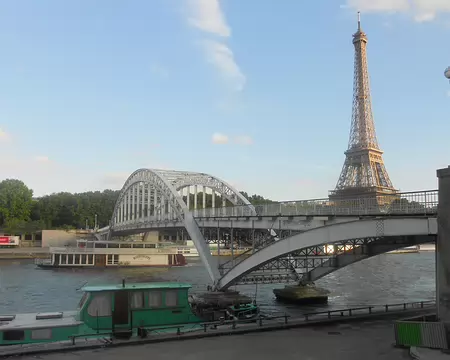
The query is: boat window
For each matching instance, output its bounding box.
[81,254,87,264]
[148,291,162,308]
[68,254,73,264]
[3,330,24,341]
[78,292,89,309]
[87,292,112,317]
[130,291,144,309]
[74,254,80,265]
[87,254,94,264]
[31,328,52,340]
[61,254,67,264]
[165,290,179,307]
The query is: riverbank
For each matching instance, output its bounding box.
[10,317,423,360]
[0,247,49,260]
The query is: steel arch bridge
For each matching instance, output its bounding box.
[107,168,256,283]
[216,217,438,290]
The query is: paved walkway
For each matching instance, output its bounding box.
[16,319,410,360]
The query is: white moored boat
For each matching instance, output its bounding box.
[35,239,187,269]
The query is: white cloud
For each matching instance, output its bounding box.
[211,133,253,145]
[202,39,246,92]
[211,132,229,144]
[187,0,231,37]
[234,135,253,145]
[346,0,409,13]
[414,12,435,22]
[185,0,245,91]
[345,0,450,22]
[34,156,49,163]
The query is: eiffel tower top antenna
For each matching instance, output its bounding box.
[358,11,361,31]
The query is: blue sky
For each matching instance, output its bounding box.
[0,0,449,200]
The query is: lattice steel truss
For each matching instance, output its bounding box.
[225,235,433,286]
[331,13,397,198]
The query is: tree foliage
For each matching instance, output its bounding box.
[0,179,273,232]
[389,198,426,213]
[240,192,275,205]
[0,179,34,225]
[31,190,120,229]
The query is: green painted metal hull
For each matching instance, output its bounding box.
[0,282,258,347]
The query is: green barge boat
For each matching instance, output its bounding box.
[0,281,259,346]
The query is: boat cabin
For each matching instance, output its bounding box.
[77,281,203,332]
[0,281,202,346]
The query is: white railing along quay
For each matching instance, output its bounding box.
[192,190,438,218]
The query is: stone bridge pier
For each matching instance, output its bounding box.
[437,166,450,334]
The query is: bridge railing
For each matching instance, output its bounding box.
[193,190,438,218]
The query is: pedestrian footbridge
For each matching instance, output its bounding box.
[95,168,439,287]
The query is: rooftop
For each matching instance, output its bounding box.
[82,282,192,292]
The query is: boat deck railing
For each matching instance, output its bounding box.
[48,247,178,255]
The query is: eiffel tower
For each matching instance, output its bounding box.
[329,13,397,204]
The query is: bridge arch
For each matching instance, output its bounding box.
[298,234,434,283]
[108,168,227,283]
[217,217,437,290]
[170,171,254,210]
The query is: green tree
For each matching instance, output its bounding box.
[240,191,274,205]
[3,218,45,234]
[390,198,426,214]
[0,179,34,226]
[0,177,274,230]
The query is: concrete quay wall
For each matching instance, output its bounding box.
[13,316,423,360]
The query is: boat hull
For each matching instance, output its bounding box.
[36,263,186,269]
[273,285,330,305]
[274,293,329,305]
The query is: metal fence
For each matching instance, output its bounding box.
[192,190,438,218]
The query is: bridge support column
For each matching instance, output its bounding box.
[437,166,450,331]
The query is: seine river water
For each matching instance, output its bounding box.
[0,252,435,317]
